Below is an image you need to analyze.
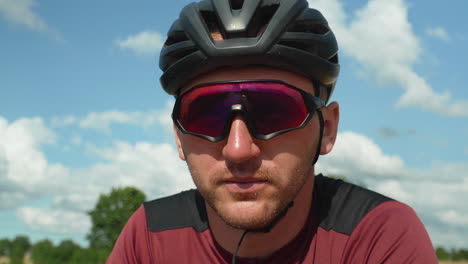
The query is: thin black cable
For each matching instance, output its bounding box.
[230,201,294,264]
[312,110,324,166]
[232,230,250,264]
[312,80,325,166]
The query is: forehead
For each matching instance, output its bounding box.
[180,66,315,95]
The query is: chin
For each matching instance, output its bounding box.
[212,199,288,230]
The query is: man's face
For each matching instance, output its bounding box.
[174,66,322,230]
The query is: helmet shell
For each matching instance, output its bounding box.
[159,0,340,100]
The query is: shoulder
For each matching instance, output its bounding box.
[313,175,437,263]
[143,189,209,233]
[313,174,393,235]
[106,205,152,263]
[107,190,210,263]
[342,201,438,263]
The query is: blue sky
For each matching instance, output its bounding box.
[0,0,467,249]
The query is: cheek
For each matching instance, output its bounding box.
[185,154,214,192]
[179,133,224,159]
[183,146,225,187]
[270,152,311,181]
[262,125,319,162]
[177,134,223,179]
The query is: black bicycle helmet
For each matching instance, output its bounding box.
[159,0,340,101]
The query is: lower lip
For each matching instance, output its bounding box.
[224,181,268,194]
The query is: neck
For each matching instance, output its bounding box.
[207,172,315,258]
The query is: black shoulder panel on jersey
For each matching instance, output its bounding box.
[143,189,209,233]
[313,175,393,235]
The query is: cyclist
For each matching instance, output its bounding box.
[107,0,438,263]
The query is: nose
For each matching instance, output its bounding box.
[222,115,260,163]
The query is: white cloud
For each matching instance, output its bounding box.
[437,210,468,227]
[79,111,146,133]
[374,180,412,201]
[0,0,60,39]
[18,139,193,233]
[426,26,450,41]
[115,31,164,57]
[317,131,405,179]
[17,139,193,233]
[52,194,97,212]
[0,117,70,209]
[308,0,468,117]
[6,114,191,234]
[408,178,468,248]
[83,141,193,197]
[415,162,468,181]
[316,131,468,248]
[50,101,174,134]
[78,106,172,133]
[156,101,176,135]
[17,207,91,234]
[0,0,47,31]
[0,191,30,209]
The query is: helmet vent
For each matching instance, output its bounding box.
[288,22,330,35]
[163,46,198,70]
[259,4,279,27]
[329,54,338,64]
[164,31,190,47]
[250,4,279,37]
[230,0,244,10]
[278,40,317,54]
[200,11,224,40]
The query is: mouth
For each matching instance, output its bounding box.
[223,178,269,194]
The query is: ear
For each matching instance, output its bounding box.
[173,124,186,160]
[320,102,340,155]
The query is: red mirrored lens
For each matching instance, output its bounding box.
[176,82,309,138]
[242,82,308,134]
[178,84,240,137]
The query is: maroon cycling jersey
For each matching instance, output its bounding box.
[107,175,437,263]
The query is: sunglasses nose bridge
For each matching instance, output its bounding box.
[231,104,243,112]
[226,103,259,138]
[228,104,249,130]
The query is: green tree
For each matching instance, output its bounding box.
[463,248,468,260]
[452,248,468,261]
[9,235,30,264]
[30,239,55,264]
[55,239,81,263]
[435,247,450,260]
[0,238,11,256]
[87,186,146,252]
[69,247,108,264]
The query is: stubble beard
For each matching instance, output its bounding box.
[187,160,313,231]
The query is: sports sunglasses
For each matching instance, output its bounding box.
[172,80,326,142]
